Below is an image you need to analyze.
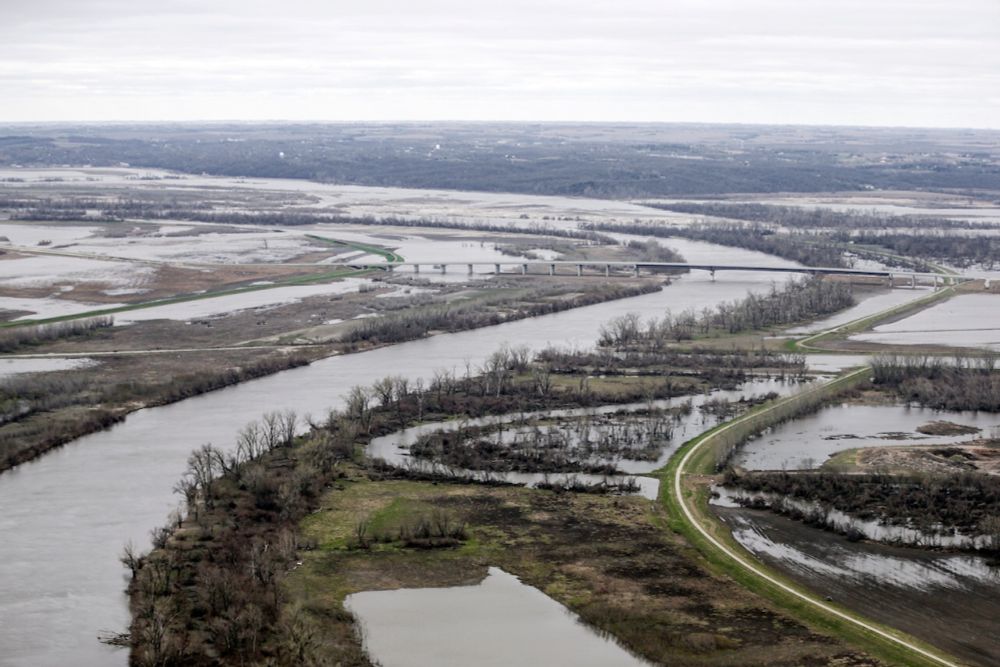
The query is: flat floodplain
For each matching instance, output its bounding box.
[850,293,1000,350]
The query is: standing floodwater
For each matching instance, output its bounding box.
[716,508,1000,666]
[345,567,654,667]
[0,240,801,666]
[732,403,1000,471]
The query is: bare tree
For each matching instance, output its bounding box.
[345,386,372,432]
[278,410,298,447]
[120,541,144,579]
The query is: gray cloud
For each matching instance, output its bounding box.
[1,0,997,127]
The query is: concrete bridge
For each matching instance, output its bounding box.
[341,260,961,287]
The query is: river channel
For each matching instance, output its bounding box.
[0,239,808,666]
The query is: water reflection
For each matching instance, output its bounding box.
[732,403,1000,471]
[369,378,804,500]
[0,239,804,666]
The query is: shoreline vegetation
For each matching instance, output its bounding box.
[120,275,992,665]
[0,352,311,474]
[587,220,851,268]
[722,469,1000,553]
[0,281,661,475]
[123,339,865,666]
[712,355,1000,553]
[660,366,960,667]
[122,276,888,665]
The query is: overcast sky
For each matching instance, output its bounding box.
[2,0,998,127]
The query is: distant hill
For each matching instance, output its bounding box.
[1,121,998,197]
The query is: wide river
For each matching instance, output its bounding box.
[0,238,806,666]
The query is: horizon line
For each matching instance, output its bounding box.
[0,119,999,133]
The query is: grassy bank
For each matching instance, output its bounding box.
[656,368,963,667]
[126,346,883,665]
[1,236,394,329]
[1,267,371,328]
[306,234,404,262]
[287,477,881,667]
[791,283,958,353]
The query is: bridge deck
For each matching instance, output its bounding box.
[337,260,953,280]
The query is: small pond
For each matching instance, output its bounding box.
[344,567,653,667]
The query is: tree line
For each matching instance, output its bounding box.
[597,277,854,345]
[724,469,1000,550]
[870,354,1000,411]
[585,221,848,268]
[0,315,113,352]
[0,195,618,245]
[341,282,659,348]
[834,230,1000,268]
[643,201,1000,231]
[126,337,822,663]
[6,124,1000,196]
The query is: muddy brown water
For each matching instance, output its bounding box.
[732,403,1000,472]
[0,239,810,666]
[716,507,1000,667]
[345,567,655,667]
[722,400,1000,666]
[713,486,991,550]
[849,294,1000,351]
[369,377,805,500]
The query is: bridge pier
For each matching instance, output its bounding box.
[361,262,936,284]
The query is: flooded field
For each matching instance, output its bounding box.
[114,278,371,324]
[369,377,805,499]
[0,357,95,378]
[716,507,1000,667]
[345,567,652,667]
[713,486,990,550]
[0,221,316,264]
[732,403,1000,471]
[785,287,930,334]
[850,293,1000,350]
[3,295,126,321]
[4,167,994,666]
[0,167,688,229]
[0,237,811,667]
[0,254,156,292]
[801,354,871,373]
